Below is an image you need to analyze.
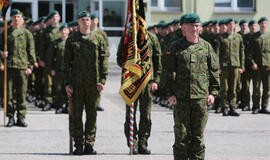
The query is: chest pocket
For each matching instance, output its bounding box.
[16,33,26,49]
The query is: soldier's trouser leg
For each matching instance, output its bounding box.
[228,68,240,108]
[252,69,262,109]
[261,68,270,108]
[240,70,251,107]
[173,99,208,160]
[84,83,100,147]
[138,84,152,148]
[53,72,66,107]
[7,69,27,119]
[220,68,229,109]
[35,67,43,99]
[42,69,53,103]
[125,101,139,147]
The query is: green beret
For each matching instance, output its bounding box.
[8,20,11,25]
[211,19,218,25]
[77,11,91,19]
[10,9,22,16]
[239,19,247,26]
[60,23,69,31]
[248,19,256,26]
[27,20,33,26]
[183,14,201,24]
[34,16,46,25]
[172,19,179,25]
[258,17,268,24]
[234,19,238,24]
[90,14,97,20]
[179,14,187,25]
[219,19,225,25]
[202,21,208,27]
[159,20,166,24]
[48,10,59,19]
[0,21,4,27]
[225,18,234,25]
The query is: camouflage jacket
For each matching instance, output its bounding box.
[248,31,270,67]
[39,25,61,63]
[0,28,36,70]
[216,33,245,69]
[49,38,66,72]
[167,38,220,99]
[116,32,162,84]
[64,31,109,86]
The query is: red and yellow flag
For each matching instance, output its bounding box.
[119,0,151,106]
[0,0,12,18]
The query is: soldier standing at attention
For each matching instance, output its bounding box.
[116,31,162,154]
[167,14,220,160]
[249,17,270,114]
[90,14,110,111]
[1,9,36,127]
[216,18,245,116]
[64,11,109,155]
[39,10,61,111]
[50,23,70,114]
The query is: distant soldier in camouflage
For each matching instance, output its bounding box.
[49,23,70,114]
[0,21,4,107]
[167,14,220,160]
[216,18,245,116]
[248,17,270,114]
[90,14,110,111]
[39,10,61,111]
[64,11,109,155]
[1,9,36,127]
[117,30,162,154]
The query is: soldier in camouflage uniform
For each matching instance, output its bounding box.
[116,30,162,154]
[39,10,61,111]
[0,21,4,107]
[49,23,70,114]
[64,11,109,155]
[1,9,36,127]
[248,17,270,114]
[90,14,110,111]
[216,18,245,116]
[167,14,220,160]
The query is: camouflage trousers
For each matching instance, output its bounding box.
[72,82,100,147]
[220,67,240,108]
[7,69,28,119]
[252,67,270,109]
[53,72,67,107]
[173,98,208,160]
[124,83,153,148]
[42,68,53,103]
[239,69,252,107]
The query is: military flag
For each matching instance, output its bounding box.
[0,0,12,18]
[119,0,151,106]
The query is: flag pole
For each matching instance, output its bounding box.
[129,102,135,155]
[3,13,8,126]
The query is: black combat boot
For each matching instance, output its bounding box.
[260,107,270,114]
[242,106,250,111]
[97,103,104,111]
[6,117,15,127]
[215,106,222,113]
[222,108,229,116]
[42,102,52,111]
[73,138,84,155]
[229,106,240,116]
[83,144,97,155]
[138,146,151,154]
[16,119,28,127]
[252,108,260,114]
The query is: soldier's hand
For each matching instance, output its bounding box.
[65,85,73,97]
[25,68,32,75]
[39,61,45,67]
[51,70,55,76]
[207,95,215,106]
[238,68,244,74]
[0,65,4,71]
[2,51,8,58]
[97,83,104,92]
[219,69,222,74]
[151,82,158,92]
[252,64,258,70]
[168,96,177,105]
[34,62,39,68]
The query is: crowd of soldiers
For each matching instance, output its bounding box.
[0,9,108,128]
[148,15,270,117]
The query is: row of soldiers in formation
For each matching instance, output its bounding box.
[0,9,109,127]
[147,15,270,116]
